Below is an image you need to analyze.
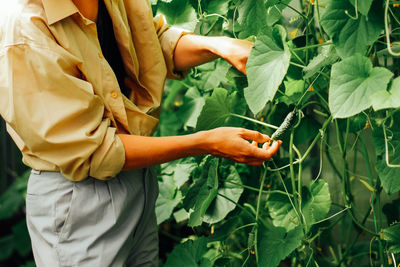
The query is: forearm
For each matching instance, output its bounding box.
[173,34,253,74]
[118,127,282,170]
[173,35,221,71]
[118,132,208,170]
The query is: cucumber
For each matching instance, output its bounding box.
[271,109,297,140]
[247,227,256,252]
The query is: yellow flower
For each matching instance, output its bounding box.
[289,29,299,39]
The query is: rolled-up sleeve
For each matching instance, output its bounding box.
[0,44,125,181]
[153,14,191,79]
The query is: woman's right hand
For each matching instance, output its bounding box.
[200,127,282,166]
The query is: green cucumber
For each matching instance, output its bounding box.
[271,109,297,140]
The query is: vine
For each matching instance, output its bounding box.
[152,0,400,266]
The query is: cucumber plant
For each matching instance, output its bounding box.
[152,0,400,266]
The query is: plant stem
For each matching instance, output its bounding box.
[315,0,325,41]
[254,163,270,263]
[301,115,333,161]
[230,223,257,236]
[334,119,344,156]
[225,181,293,196]
[292,41,332,51]
[230,113,278,129]
[359,132,387,265]
[346,209,379,236]
[290,62,306,68]
[312,108,329,117]
[203,16,220,36]
[217,193,256,220]
[289,129,298,203]
[290,47,307,66]
[313,90,330,111]
[300,101,327,111]
[278,1,306,19]
[385,0,400,56]
[271,160,301,221]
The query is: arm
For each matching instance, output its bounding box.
[173,35,254,74]
[144,17,279,168]
[118,127,282,170]
[153,14,253,76]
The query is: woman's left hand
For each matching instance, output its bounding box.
[214,37,254,75]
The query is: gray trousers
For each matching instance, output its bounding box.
[25,168,159,267]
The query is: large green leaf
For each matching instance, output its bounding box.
[206,0,230,15]
[237,0,268,37]
[173,208,189,223]
[304,180,332,223]
[371,77,400,111]
[173,158,197,189]
[329,54,393,118]
[155,175,183,224]
[265,0,292,26]
[164,237,212,267]
[183,157,210,211]
[197,60,230,91]
[157,0,197,31]
[278,79,305,106]
[245,25,290,114]
[203,165,244,224]
[196,88,246,131]
[158,109,183,136]
[268,180,331,232]
[303,45,338,79]
[349,0,373,16]
[372,119,400,195]
[187,158,219,227]
[321,0,383,58]
[155,158,195,224]
[257,225,303,267]
[178,87,205,128]
[381,223,400,253]
[268,190,299,231]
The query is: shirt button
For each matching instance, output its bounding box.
[110,91,118,98]
[98,52,104,59]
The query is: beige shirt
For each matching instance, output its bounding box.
[0,0,186,181]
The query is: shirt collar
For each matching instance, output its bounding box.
[41,0,79,25]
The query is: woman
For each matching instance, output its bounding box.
[0,0,282,266]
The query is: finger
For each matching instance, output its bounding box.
[251,141,258,147]
[262,140,272,150]
[246,145,273,161]
[233,156,264,166]
[265,140,282,160]
[240,129,270,143]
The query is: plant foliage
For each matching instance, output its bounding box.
[153,0,400,266]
